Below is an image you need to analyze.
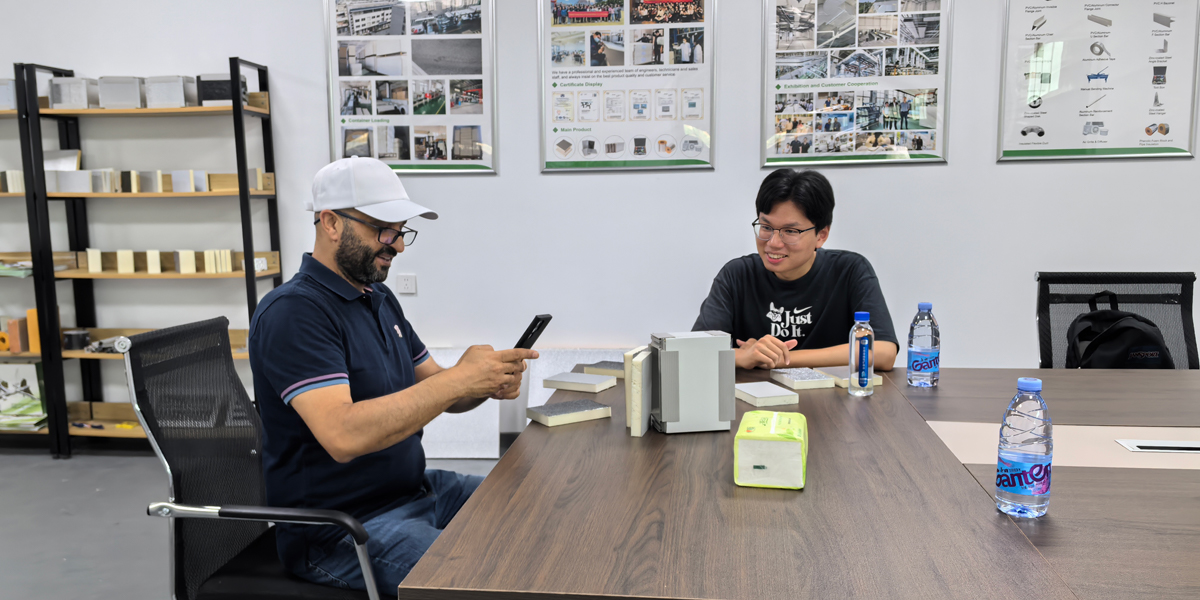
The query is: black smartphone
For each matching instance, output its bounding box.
[515,314,552,350]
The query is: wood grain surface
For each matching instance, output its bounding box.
[967,464,1200,600]
[888,368,1200,426]
[399,369,1074,600]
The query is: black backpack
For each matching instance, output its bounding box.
[1065,291,1175,369]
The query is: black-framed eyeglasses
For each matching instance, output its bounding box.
[752,219,815,246]
[331,210,417,246]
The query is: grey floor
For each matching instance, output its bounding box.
[0,437,498,600]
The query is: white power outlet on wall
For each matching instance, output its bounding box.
[396,273,417,294]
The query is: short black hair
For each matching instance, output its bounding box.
[754,168,834,232]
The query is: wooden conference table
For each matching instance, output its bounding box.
[887,368,1200,600]
[398,368,1200,600]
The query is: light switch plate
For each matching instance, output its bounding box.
[396,273,417,294]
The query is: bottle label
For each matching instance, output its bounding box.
[908,349,940,373]
[857,336,870,387]
[996,456,1052,495]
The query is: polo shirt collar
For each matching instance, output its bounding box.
[299,253,367,302]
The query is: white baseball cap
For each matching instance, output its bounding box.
[307,156,438,223]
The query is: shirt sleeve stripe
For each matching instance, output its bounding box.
[413,348,429,363]
[281,373,349,399]
[283,379,349,404]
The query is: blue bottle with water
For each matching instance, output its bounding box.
[848,312,874,397]
[907,302,939,387]
[995,378,1053,518]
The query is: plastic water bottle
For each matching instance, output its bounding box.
[907,302,940,387]
[848,311,874,397]
[995,378,1053,518]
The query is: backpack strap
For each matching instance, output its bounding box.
[1088,290,1119,311]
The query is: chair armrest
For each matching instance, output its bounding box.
[147,502,369,544]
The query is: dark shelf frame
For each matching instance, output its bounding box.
[10,59,281,458]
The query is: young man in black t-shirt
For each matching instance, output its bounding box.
[693,169,899,370]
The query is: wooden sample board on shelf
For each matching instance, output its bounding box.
[46,190,274,199]
[37,105,269,118]
[0,251,79,269]
[66,401,144,438]
[60,251,279,279]
[3,328,248,360]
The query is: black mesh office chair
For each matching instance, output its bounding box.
[1036,272,1198,369]
[123,317,381,600]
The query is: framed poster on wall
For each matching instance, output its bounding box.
[997,0,1199,161]
[761,0,952,166]
[539,0,716,171]
[324,0,498,173]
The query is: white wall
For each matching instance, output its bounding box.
[2,0,1198,412]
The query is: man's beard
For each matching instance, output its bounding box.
[335,225,396,285]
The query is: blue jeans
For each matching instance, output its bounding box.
[297,469,484,595]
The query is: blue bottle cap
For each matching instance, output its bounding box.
[918,302,932,311]
[1017,377,1042,392]
[854,311,870,321]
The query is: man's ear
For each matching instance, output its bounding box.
[318,210,342,242]
[815,226,830,248]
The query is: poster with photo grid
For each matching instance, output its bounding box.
[325,0,497,173]
[762,0,951,165]
[540,0,716,171]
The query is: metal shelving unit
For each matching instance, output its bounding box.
[10,59,281,457]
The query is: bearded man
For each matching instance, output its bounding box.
[249,156,537,595]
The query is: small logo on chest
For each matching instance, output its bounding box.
[766,302,812,339]
[394,324,403,338]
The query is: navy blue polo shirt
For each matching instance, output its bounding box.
[249,253,430,571]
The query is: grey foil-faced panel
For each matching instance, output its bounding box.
[659,350,680,423]
[529,398,608,418]
[718,349,735,422]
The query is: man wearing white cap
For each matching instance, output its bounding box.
[249,156,537,594]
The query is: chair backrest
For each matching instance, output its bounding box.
[125,317,268,600]
[1036,272,1198,369]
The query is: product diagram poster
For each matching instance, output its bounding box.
[541,0,715,171]
[325,0,497,173]
[998,0,1199,160]
[762,0,951,165]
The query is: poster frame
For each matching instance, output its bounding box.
[995,0,1200,162]
[323,0,501,174]
[759,0,955,167]
[538,0,719,172]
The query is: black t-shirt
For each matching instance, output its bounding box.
[692,249,898,349]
